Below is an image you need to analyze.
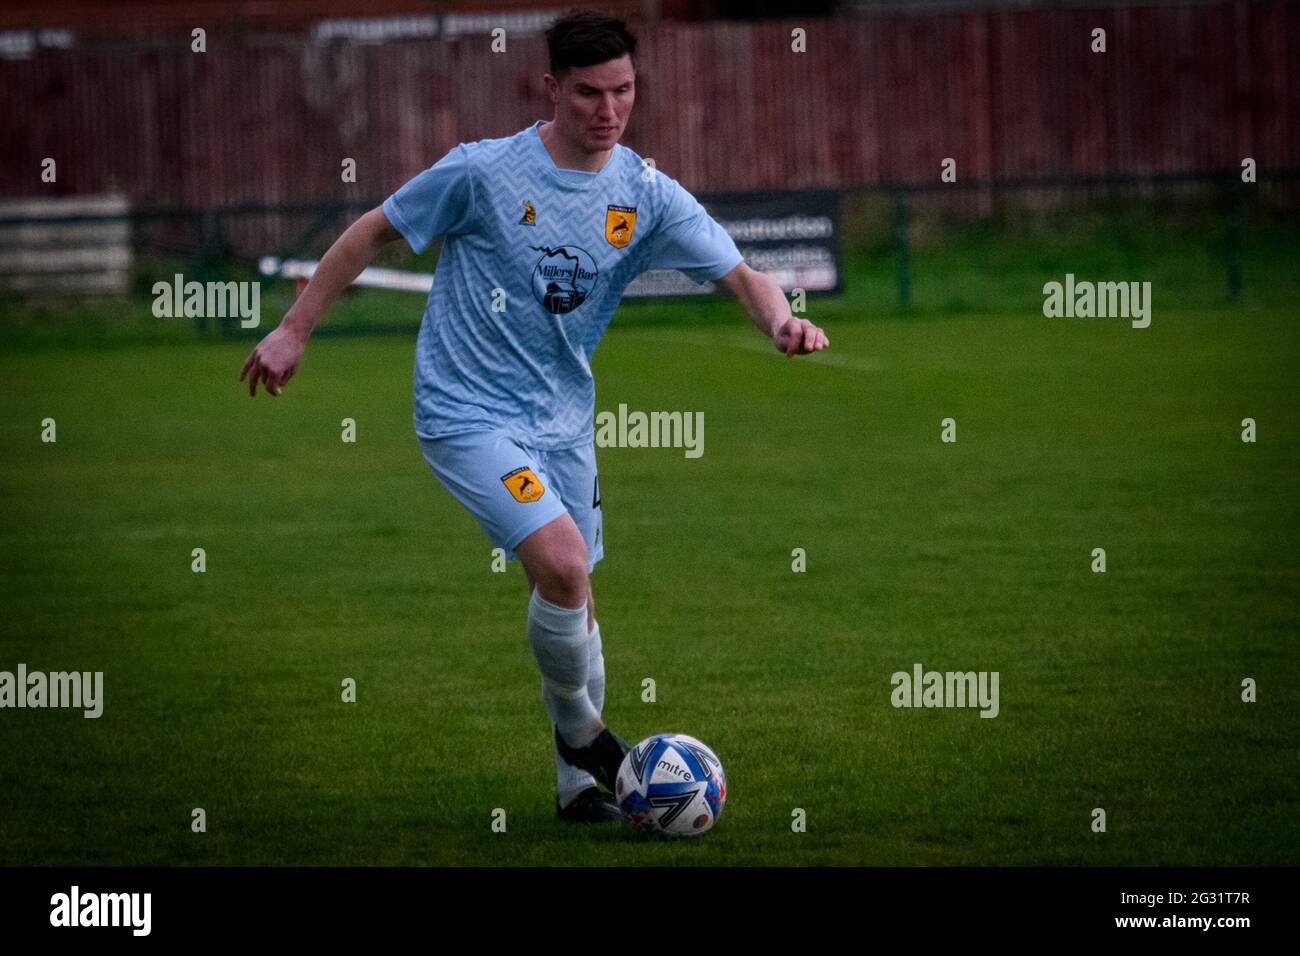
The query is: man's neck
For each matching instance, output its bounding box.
[538,120,612,173]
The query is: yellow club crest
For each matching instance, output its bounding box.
[605,204,637,248]
[501,466,544,503]
[519,200,537,226]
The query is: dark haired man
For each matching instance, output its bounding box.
[241,11,828,822]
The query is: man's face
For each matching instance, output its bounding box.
[547,55,635,153]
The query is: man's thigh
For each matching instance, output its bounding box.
[418,430,568,560]
[538,441,603,573]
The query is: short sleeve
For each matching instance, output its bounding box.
[646,180,743,284]
[383,145,476,255]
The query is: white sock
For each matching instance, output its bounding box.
[555,620,605,808]
[586,620,606,715]
[553,743,596,807]
[527,590,602,750]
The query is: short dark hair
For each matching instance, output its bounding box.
[546,11,637,78]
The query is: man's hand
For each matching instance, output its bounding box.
[238,205,401,397]
[773,316,830,357]
[240,323,306,397]
[716,263,830,357]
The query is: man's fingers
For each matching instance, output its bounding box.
[776,319,829,356]
[246,361,292,396]
[801,325,827,353]
[795,322,812,355]
[241,340,299,396]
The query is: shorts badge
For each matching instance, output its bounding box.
[501,466,544,502]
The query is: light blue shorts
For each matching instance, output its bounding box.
[418,430,604,572]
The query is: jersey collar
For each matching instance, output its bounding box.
[528,120,618,189]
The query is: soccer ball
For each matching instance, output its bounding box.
[615,733,726,836]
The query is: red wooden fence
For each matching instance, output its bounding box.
[2,3,1296,208]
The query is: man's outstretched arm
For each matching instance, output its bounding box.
[240,206,402,396]
[715,262,829,357]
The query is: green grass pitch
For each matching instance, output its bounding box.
[0,271,1297,865]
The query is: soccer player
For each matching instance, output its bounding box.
[240,11,829,823]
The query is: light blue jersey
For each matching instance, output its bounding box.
[383,120,744,449]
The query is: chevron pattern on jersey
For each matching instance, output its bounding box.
[393,121,742,450]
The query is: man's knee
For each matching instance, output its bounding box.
[518,517,590,609]
[536,555,588,608]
